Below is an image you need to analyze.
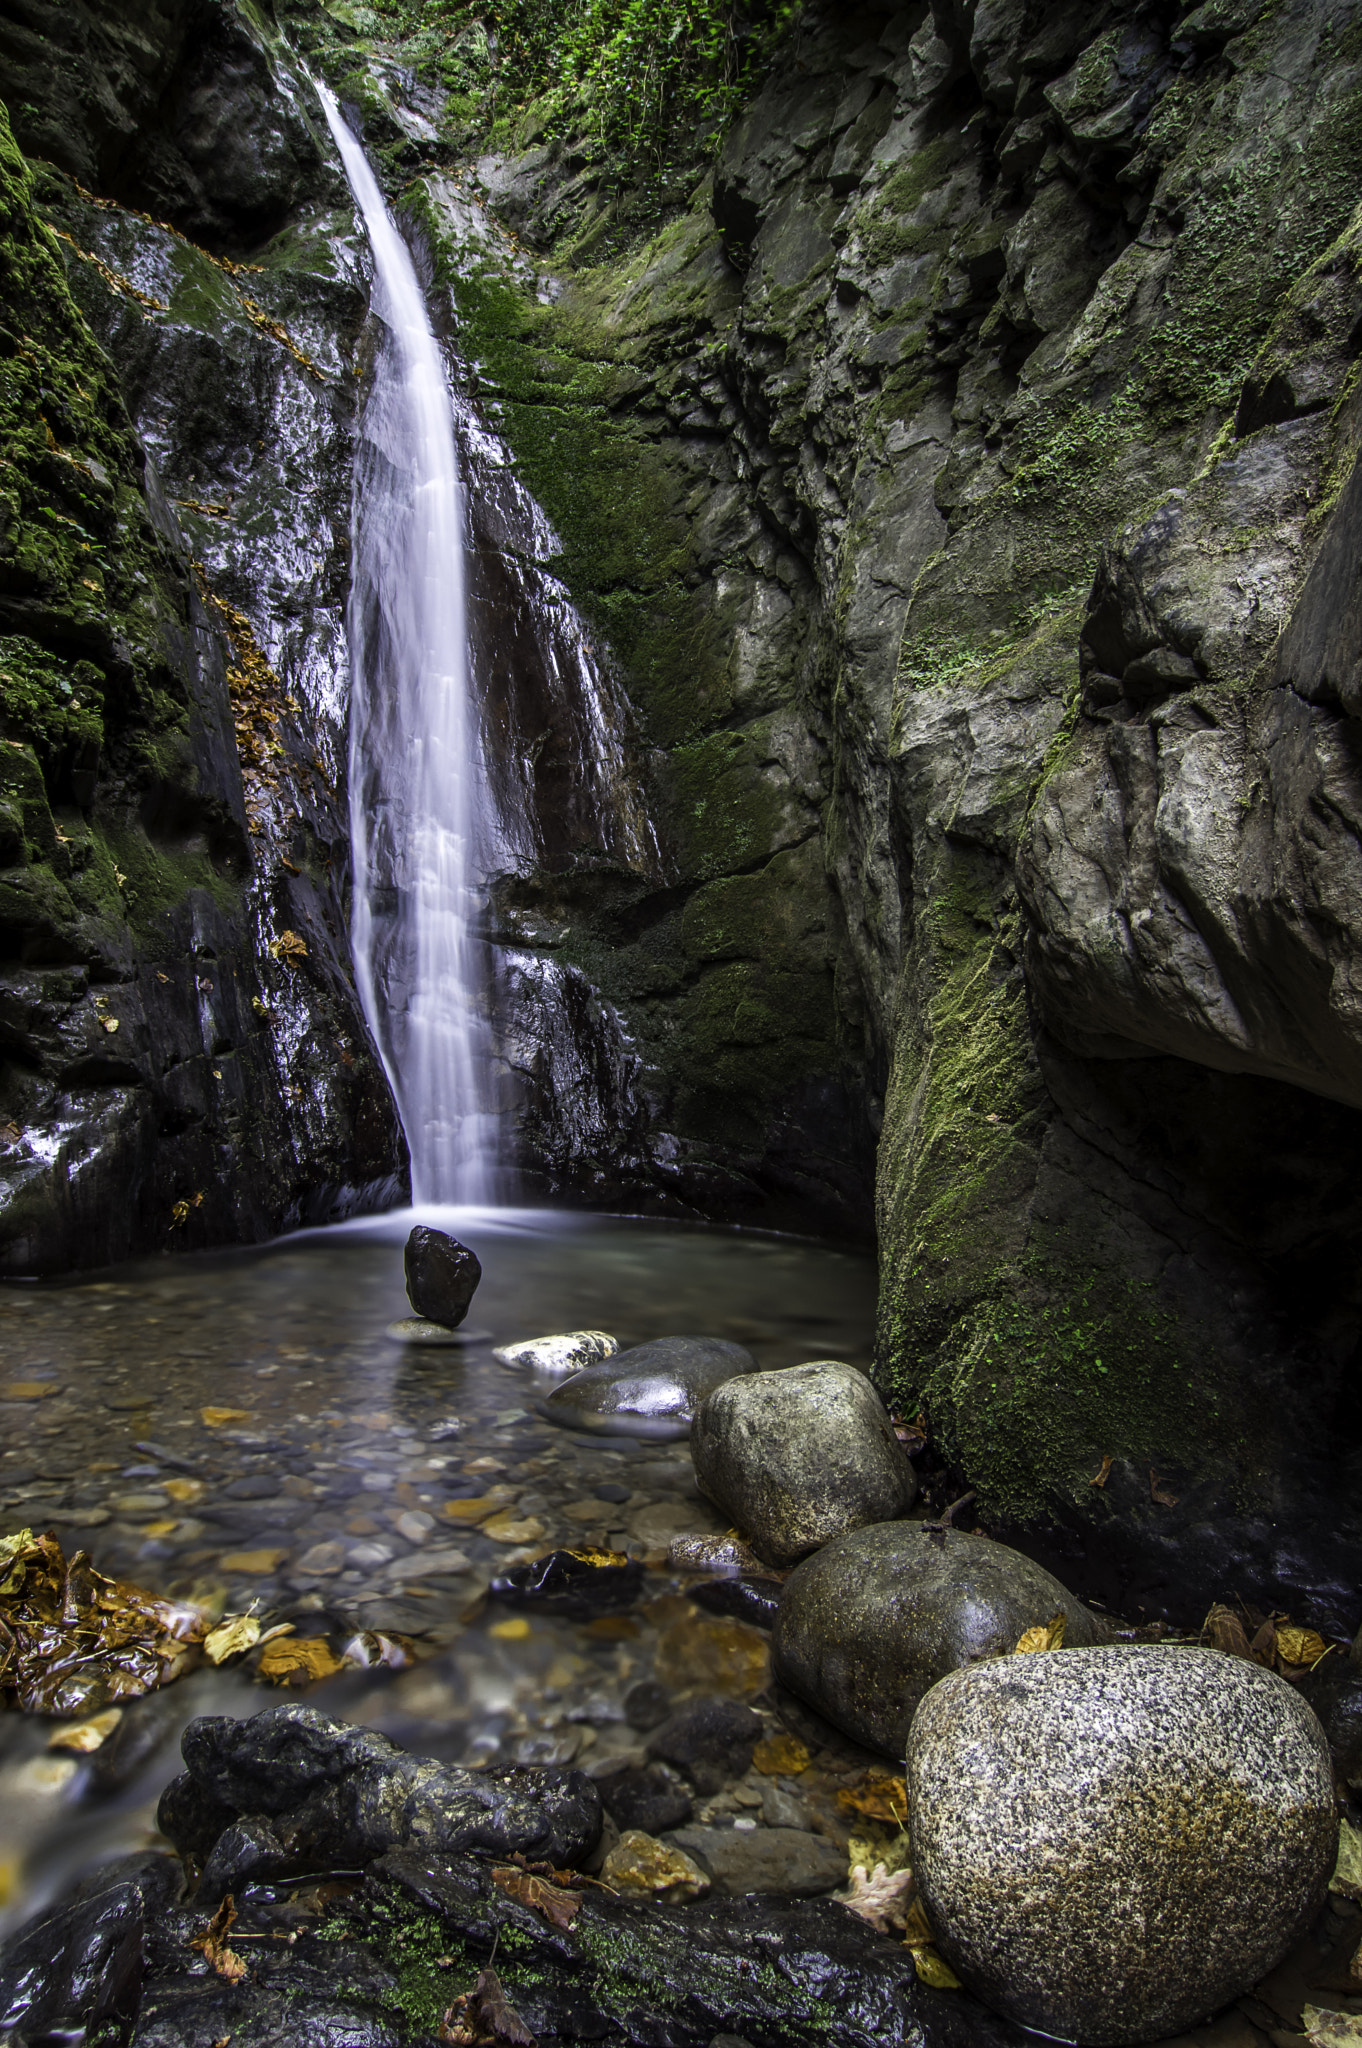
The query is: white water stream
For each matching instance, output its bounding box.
[319,85,496,1205]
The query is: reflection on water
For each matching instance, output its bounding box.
[0,1208,876,1930]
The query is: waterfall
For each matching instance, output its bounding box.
[318,86,496,1207]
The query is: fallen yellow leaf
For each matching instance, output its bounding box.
[481,1513,547,1545]
[753,1733,811,1776]
[1016,1613,1066,1655]
[48,1707,123,1753]
[912,1948,962,1990]
[201,1407,249,1427]
[443,1497,500,1523]
[2,1383,58,1401]
[1278,1626,1330,1668]
[257,1636,344,1684]
[837,1774,908,1826]
[1332,1818,1362,1901]
[1305,2007,1362,2047]
[220,1549,288,1575]
[204,1613,262,1664]
[141,1519,179,1538]
[164,1478,204,1505]
[489,1616,532,1641]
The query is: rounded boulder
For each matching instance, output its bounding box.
[907,1645,1336,2043]
[691,1359,915,1567]
[771,1522,1105,1755]
[540,1336,757,1440]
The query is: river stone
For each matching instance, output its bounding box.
[403,1226,481,1328]
[539,1336,758,1440]
[691,1360,916,1567]
[771,1523,1106,1756]
[666,1825,847,1898]
[907,1646,1337,2043]
[493,1330,618,1373]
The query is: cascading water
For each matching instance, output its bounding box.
[318,85,497,1207]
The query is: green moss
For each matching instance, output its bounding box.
[0,634,103,761]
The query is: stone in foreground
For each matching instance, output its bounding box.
[540,1335,757,1439]
[403,1225,481,1328]
[601,1827,710,1900]
[691,1359,916,1567]
[666,1824,847,1897]
[772,1522,1105,1755]
[907,1646,1336,2043]
[493,1330,618,1373]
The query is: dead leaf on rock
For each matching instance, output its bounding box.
[1149,1467,1179,1507]
[753,1733,811,1776]
[257,1635,344,1686]
[1090,1455,1113,1488]
[191,1896,248,1984]
[838,1861,916,1932]
[837,1774,907,1826]
[901,1896,962,1986]
[1331,1818,1362,1902]
[0,1528,209,1716]
[203,1613,263,1665]
[342,1630,418,1670]
[1277,1625,1331,1670]
[1015,1613,1066,1655]
[491,1866,581,1929]
[1304,2005,1362,2047]
[1203,1603,1253,1659]
[48,1707,122,1752]
[439,1967,534,2046]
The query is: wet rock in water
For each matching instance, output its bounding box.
[773,1523,1107,1756]
[669,1532,766,1574]
[908,1646,1336,2043]
[540,1335,758,1440]
[667,1825,847,1898]
[156,1773,240,1859]
[596,1761,692,1835]
[688,1574,785,1630]
[197,1814,293,1902]
[692,1360,916,1567]
[493,1330,618,1373]
[0,1852,182,2045]
[645,1698,763,1794]
[403,1225,481,1329]
[489,1547,645,1619]
[600,1828,711,1900]
[171,1704,603,1869]
[624,1679,672,1731]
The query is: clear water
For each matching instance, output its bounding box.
[0,1209,876,1930]
[320,87,497,1204]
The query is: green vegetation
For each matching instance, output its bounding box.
[364,0,799,185]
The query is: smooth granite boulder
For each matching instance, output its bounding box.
[771,1523,1106,1755]
[691,1360,916,1566]
[907,1646,1337,2043]
[540,1336,758,1440]
[404,1226,481,1328]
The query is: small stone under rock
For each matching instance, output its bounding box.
[645,1698,764,1795]
[665,1824,847,1898]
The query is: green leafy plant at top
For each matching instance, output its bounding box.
[373,0,799,183]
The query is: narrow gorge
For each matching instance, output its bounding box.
[2,2,1362,2042]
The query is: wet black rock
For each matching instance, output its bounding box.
[171,1705,602,1871]
[689,1573,785,1630]
[155,1773,239,1860]
[645,1698,764,1795]
[596,1762,693,1836]
[0,1852,181,2044]
[773,1523,1108,1756]
[197,1815,294,1903]
[404,1225,482,1328]
[908,1648,1336,2043]
[489,1546,645,1618]
[623,1679,672,1731]
[541,1336,758,1440]
[692,1360,916,1567]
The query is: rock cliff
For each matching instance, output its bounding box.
[4,0,1362,1617]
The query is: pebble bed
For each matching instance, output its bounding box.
[0,1209,877,1926]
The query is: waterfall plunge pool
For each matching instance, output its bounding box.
[0,1209,875,1927]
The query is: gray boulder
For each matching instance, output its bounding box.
[691,1360,916,1567]
[404,1226,481,1328]
[907,1646,1336,2043]
[771,1524,1106,1755]
[540,1336,757,1440]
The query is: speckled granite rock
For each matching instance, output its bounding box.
[771,1524,1105,1756]
[907,1646,1336,2044]
[493,1330,618,1373]
[691,1360,916,1567]
[540,1336,758,1440]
